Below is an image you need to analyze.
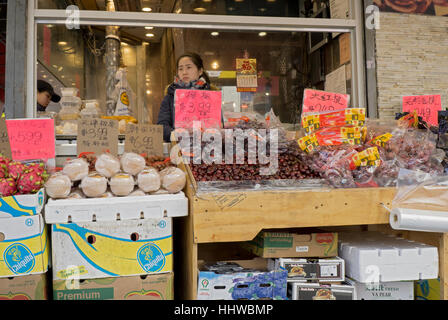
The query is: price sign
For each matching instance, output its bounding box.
[174,89,222,129]
[6,119,55,161]
[125,123,163,156]
[77,119,119,156]
[0,118,12,158]
[302,89,349,115]
[403,95,442,126]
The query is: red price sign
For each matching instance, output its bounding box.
[403,95,442,126]
[5,119,55,161]
[302,89,349,115]
[174,89,222,129]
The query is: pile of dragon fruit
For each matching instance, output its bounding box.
[0,154,49,197]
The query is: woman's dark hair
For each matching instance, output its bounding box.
[176,52,211,84]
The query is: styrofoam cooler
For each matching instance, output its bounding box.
[338,231,438,283]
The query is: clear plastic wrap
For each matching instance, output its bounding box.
[301,108,366,135]
[129,189,146,197]
[62,158,89,182]
[120,152,146,176]
[137,167,161,193]
[95,153,121,178]
[109,173,135,196]
[160,167,186,194]
[68,188,86,199]
[45,173,72,199]
[80,172,108,198]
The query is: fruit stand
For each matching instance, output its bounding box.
[175,159,448,300]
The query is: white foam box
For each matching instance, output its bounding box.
[0,214,50,277]
[0,189,46,218]
[288,282,356,300]
[268,257,345,282]
[338,231,438,283]
[345,277,414,300]
[51,217,172,280]
[44,192,188,224]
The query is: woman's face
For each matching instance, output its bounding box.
[177,57,203,83]
[37,91,52,108]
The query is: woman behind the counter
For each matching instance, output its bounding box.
[157,52,212,142]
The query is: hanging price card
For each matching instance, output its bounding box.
[302,89,350,115]
[125,123,163,156]
[77,119,119,156]
[5,118,55,161]
[174,89,222,129]
[0,118,12,158]
[403,95,442,126]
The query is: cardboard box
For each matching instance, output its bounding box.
[345,277,414,300]
[415,278,440,300]
[0,188,45,219]
[44,192,188,224]
[288,282,355,300]
[0,272,49,300]
[268,257,345,282]
[197,258,287,300]
[244,231,338,258]
[0,214,50,277]
[51,218,172,280]
[53,272,173,300]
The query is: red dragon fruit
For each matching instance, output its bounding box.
[0,165,7,179]
[0,154,10,166]
[0,178,17,197]
[26,162,46,174]
[7,161,27,180]
[17,169,47,194]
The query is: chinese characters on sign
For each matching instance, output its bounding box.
[174,89,222,129]
[403,95,442,126]
[77,119,119,156]
[5,119,55,161]
[236,58,258,92]
[125,123,163,156]
[302,89,350,115]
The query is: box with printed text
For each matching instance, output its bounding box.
[0,188,45,219]
[0,272,49,300]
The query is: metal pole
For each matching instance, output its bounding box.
[105,0,120,116]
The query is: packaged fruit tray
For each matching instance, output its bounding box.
[44,191,188,224]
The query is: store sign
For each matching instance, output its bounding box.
[302,89,349,115]
[77,119,119,156]
[0,118,12,158]
[236,58,257,93]
[403,95,442,126]
[125,123,163,157]
[174,89,222,129]
[5,119,55,161]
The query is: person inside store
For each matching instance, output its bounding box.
[37,79,61,112]
[157,52,215,142]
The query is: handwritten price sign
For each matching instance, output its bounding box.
[302,89,349,115]
[5,119,55,161]
[125,123,163,156]
[403,95,442,126]
[174,89,222,129]
[77,119,119,156]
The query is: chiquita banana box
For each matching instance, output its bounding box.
[0,214,50,277]
[51,218,172,280]
[0,188,45,218]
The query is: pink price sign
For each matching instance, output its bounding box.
[403,95,442,126]
[174,89,222,129]
[302,89,349,115]
[5,119,55,161]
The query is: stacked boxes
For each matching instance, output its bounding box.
[0,189,50,300]
[243,230,355,300]
[44,192,188,300]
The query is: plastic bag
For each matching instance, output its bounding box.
[112,68,135,117]
[160,167,186,193]
[80,172,108,198]
[45,173,72,199]
[62,158,89,182]
[109,173,135,196]
[137,167,161,193]
[301,108,366,135]
[120,152,146,176]
[95,153,121,178]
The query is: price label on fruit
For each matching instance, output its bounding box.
[77,119,119,156]
[174,89,222,129]
[302,89,349,115]
[5,118,55,161]
[403,94,442,126]
[125,123,163,157]
[0,118,12,159]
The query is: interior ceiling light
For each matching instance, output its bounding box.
[193,7,207,13]
[211,61,219,70]
[211,32,219,36]
[258,31,267,37]
[145,26,154,30]
[46,24,54,28]
[235,0,244,2]
[228,7,235,11]
[58,66,63,72]
[203,0,212,2]
[58,41,68,46]
[258,7,267,12]
[145,33,155,38]
[142,7,152,12]
[267,0,276,2]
